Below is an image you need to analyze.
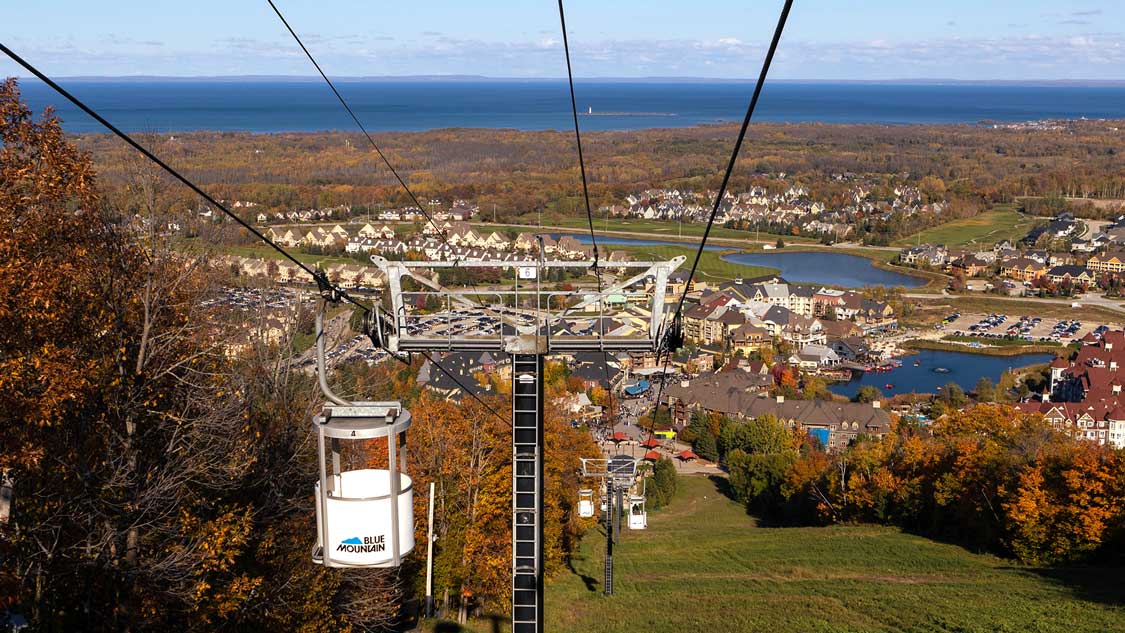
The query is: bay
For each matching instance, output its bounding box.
[14,79,1125,134]
[828,349,1054,399]
[720,251,925,288]
[557,233,924,288]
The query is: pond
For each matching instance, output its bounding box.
[554,234,925,288]
[721,251,926,288]
[827,349,1054,399]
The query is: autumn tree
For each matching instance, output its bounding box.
[0,79,399,631]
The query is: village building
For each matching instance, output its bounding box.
[1086,249,1125,275]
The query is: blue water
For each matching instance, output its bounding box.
[828,349,1053,399]
[14,79,1125,133]
[721,251,924,288]
[557,233,924,288]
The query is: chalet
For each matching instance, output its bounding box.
[950,253,992,277]
[830,336,872,362]
[514,233,539,252]
[899,244,948,267]
[729,323,769,354]
[417,352,496,401]
[555,236,584,257]
[1047,265,1096,286]
[782,314,826,349]
[1014,400,1125,448]
[791,343,840,369]
[358,223,396,240]
[665,382,890,453]
[1086,249,1125,275]
[999,257,1047,281]
[329,225,350,241]
[275,228,304,248]
[303,227,345,249]
[482,232,511,250]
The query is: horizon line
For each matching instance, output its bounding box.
[8,74,1125,86]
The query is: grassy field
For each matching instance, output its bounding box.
[173,237,362,267]
[612,244,777,282]
[905,338,1065,357]
[893,209,1040,247]
[942,334,1063,348]
[539,217,816,245]
[905,295,1124,327]
[942,296,1124,322]
[530,475,1124,633]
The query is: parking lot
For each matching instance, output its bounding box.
[936,312,1119,343]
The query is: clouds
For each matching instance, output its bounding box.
[1047,7,1105,26]
[6,27,1124,80]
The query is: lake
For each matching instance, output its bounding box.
[15,79,1125,134]
[721,251,925,288]
[828,349,1054,399]
[557,233,925,288]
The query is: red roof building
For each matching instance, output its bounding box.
[1035,333,1125,449]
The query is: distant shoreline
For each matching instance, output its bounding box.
[60,116,1123,138]
[579,112,677,117]
[22,76,1125,88]
[18,79,1125,134]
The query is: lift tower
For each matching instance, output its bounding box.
[371,254,683,633]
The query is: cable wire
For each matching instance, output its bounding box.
[0,41,371,313]
[644,0,793,431]
[556,0,600,280]
[556,0,620,435]
[418,351,511,427]
[266,0,459,260]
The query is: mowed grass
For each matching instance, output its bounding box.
[545,216,816,245]
[941,296,1124,322]
[893,209,1040,247]
[611,244,776,281]
[173,237,359,267]
[542,476,1125,633]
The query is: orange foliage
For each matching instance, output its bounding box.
[780,405,1125,564]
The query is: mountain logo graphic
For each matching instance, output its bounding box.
[336,534,387,553]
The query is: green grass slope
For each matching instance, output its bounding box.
[543,476,1124,633]
[893,209,1039,248]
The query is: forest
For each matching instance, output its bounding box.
[5,75,1125,630]
[701,405,1125,567]
[70,116,1125,229]
[0,78,601,631]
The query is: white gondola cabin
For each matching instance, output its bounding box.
[578,488,595,518]
[313,401,415,568]
[628,495,647,530]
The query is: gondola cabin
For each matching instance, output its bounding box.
[628,495,647,530]
[578,488,595,518]
[313,402,415,568]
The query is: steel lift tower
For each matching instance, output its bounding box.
[370,254,683,633]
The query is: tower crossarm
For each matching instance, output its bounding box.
[369,256,684,355]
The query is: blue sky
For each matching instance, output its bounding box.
[2,0,1122,80]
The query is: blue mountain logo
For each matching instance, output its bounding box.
[336,534,387,553]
